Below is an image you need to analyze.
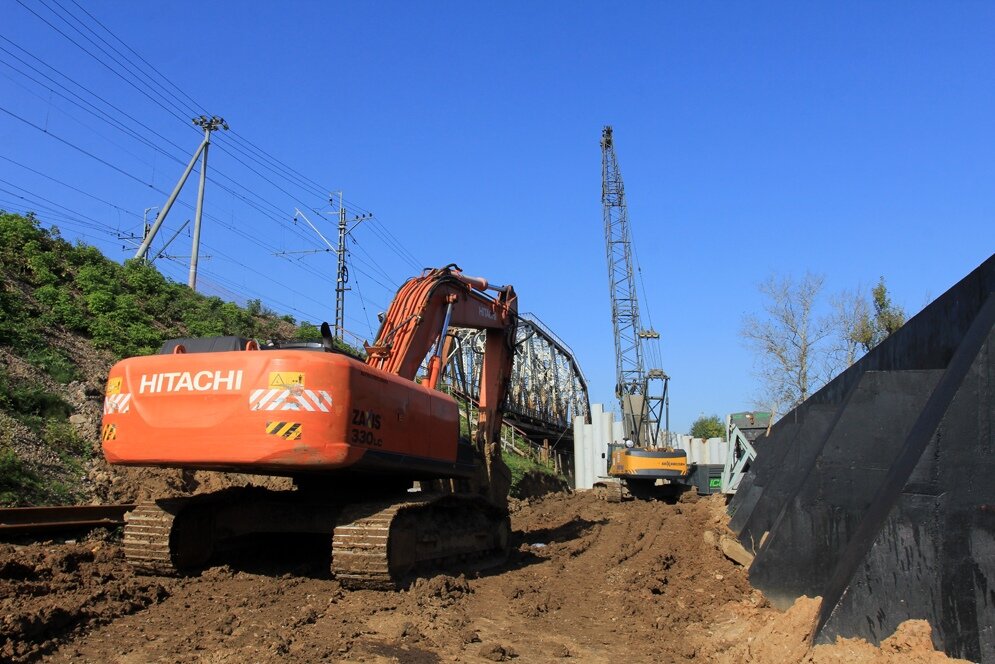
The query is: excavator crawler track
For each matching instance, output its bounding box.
[123,502,181,575]
[123,499,213,575]
[333,500,417,590]
[332,494,510,590]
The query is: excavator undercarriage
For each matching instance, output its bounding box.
[123,486,510,588]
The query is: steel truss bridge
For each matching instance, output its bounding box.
[441,314,590,446]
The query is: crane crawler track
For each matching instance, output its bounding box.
[594,479,626,503]
[332,494,510,590]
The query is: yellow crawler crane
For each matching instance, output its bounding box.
[594,447,689,502]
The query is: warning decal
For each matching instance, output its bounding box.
[104,393,132,415]
[269,372,305,388]
[106,377,122,395]
[266,421,302,440]
[101,424,117,441]
[249,388,331,412]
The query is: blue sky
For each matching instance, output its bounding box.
[1,1,993,432]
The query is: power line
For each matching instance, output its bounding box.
[0,103,156,189]
[0,183,118,236]
[0,36,329,248]
[0,99,397,324]
[0,62,161,169]
[67,0,207,115]
[13,0,195,128]
[42,1,420,268]
[5,1,417,333]
[0,172,382,340]
[55,0,343,209]
[0,74,324,256]
[0,154,142,220]
[20,0,423,273]
[0,37,185,159]
[46,0,201,120]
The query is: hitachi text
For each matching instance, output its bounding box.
[139,370,243,393]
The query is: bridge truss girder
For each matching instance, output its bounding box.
[442,314,590,443]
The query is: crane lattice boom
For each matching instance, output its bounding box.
[600,126,669,443]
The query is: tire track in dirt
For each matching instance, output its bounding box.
[456,492,752,662]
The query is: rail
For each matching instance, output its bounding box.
[0,504,136,534]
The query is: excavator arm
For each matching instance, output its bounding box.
[365,264,518,505]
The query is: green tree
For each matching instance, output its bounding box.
[690,414,726,439]
[293,322,321,341]
[853,277,906,352]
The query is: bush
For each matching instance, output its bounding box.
[0,447,46,506]
[505,452,560,497]
[294,322,321,341]
[35,284,87,331]
[24,347,78,383]
[0,367,73,433]
[690,414,726,439]
[43,419,90,458]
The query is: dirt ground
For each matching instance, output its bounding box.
[0,491,967,663]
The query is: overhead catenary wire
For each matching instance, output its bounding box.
[5,0,423,341]
[66,0,207,116]
[11,3,381,222]
[0,154,142,221]
[0,101,336,285]
[43,0,421,267]
[12,0,198,129]
[60,0,352,210]
[0,107,390,342]
[0,190,348,332]
[0,138,377,342]
[0,36,339,256]
[5,7,418,275]
[0,63,160,170]
[0,104,158,190]
[2,35,402,288]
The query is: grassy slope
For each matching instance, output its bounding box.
[0,212,331,505]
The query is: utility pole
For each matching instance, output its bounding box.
[188,116,227,289]
[600,126,669,446]
[134,115,228,290]
[331,192,372,343]
[118,206,158,257]
[140,207,157,257]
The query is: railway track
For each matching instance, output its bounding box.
[0,504,135,535]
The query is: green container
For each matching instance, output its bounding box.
[689,463,725,495]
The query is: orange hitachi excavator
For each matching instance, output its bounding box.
[101,264,518,588]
